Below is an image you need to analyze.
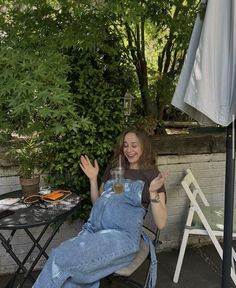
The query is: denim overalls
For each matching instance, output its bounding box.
[33,179,157,288]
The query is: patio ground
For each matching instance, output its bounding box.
[0,242,235,288]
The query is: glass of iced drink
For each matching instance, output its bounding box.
[111,167,124,193]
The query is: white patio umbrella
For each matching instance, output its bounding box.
[171,0,236,287]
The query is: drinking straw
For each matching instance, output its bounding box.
[119,154,122,169]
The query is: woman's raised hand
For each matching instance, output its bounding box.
[149,172,168,194]
[80,155,99,180]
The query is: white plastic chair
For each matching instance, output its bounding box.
[173,168,236,285]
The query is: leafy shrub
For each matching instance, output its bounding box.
[7,138,43,179]
[41,44,134,220]
[0,1,134,220]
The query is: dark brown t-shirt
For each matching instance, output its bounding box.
[101,165,166,208]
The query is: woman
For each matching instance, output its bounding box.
[33,127,167,288]
[80,127,167,229]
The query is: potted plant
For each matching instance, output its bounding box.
[8,138,43,198]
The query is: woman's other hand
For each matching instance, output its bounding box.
[80,155,99,180]
[149,172,168,194]
[149,172,168,230]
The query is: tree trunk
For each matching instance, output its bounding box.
[135,59,157,116]
[125,21,157,117]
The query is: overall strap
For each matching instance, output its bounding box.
[142,231,158,288]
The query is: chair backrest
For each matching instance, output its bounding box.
[182,168,209,207]
[181,169,227,236]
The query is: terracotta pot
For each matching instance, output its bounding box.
[20,175,40,198]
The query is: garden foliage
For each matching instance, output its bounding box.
[0,0,133,219]
[0,0,200,218]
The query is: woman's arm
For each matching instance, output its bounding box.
[80,155,101,204]
[149,173,168,230]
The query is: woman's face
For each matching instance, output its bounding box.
[123,132,143,169]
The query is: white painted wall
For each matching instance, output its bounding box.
[155,153,227,249]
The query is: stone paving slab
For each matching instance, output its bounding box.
[0,243,236,288]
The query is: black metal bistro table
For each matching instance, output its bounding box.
[0,190,80,288]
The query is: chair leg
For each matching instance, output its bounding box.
[143,261,151,288]
[230,267,236,286]
[143,270,149,288]
[231,248,236,285]
[173,228,190,283]
[206,231,236,286]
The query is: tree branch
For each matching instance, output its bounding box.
[125,22,138,65]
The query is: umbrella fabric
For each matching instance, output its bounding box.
[171,1,236,287]
[171,0,236,127]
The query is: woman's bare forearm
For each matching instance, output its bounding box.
[148,172,168,229]
[90,177,99,204]
[90,179,104,204]
[150,192,167,230]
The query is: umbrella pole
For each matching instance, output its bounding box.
[222,119,235,288]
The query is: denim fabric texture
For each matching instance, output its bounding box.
[33,179,157,288]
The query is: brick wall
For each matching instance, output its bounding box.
[0,133,232,274]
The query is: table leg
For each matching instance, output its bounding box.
[0,231,31,287]
[17,220,64,288]
[12,224,50,282]
[0,220,63,288]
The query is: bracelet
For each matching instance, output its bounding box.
[150,193,160,203]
